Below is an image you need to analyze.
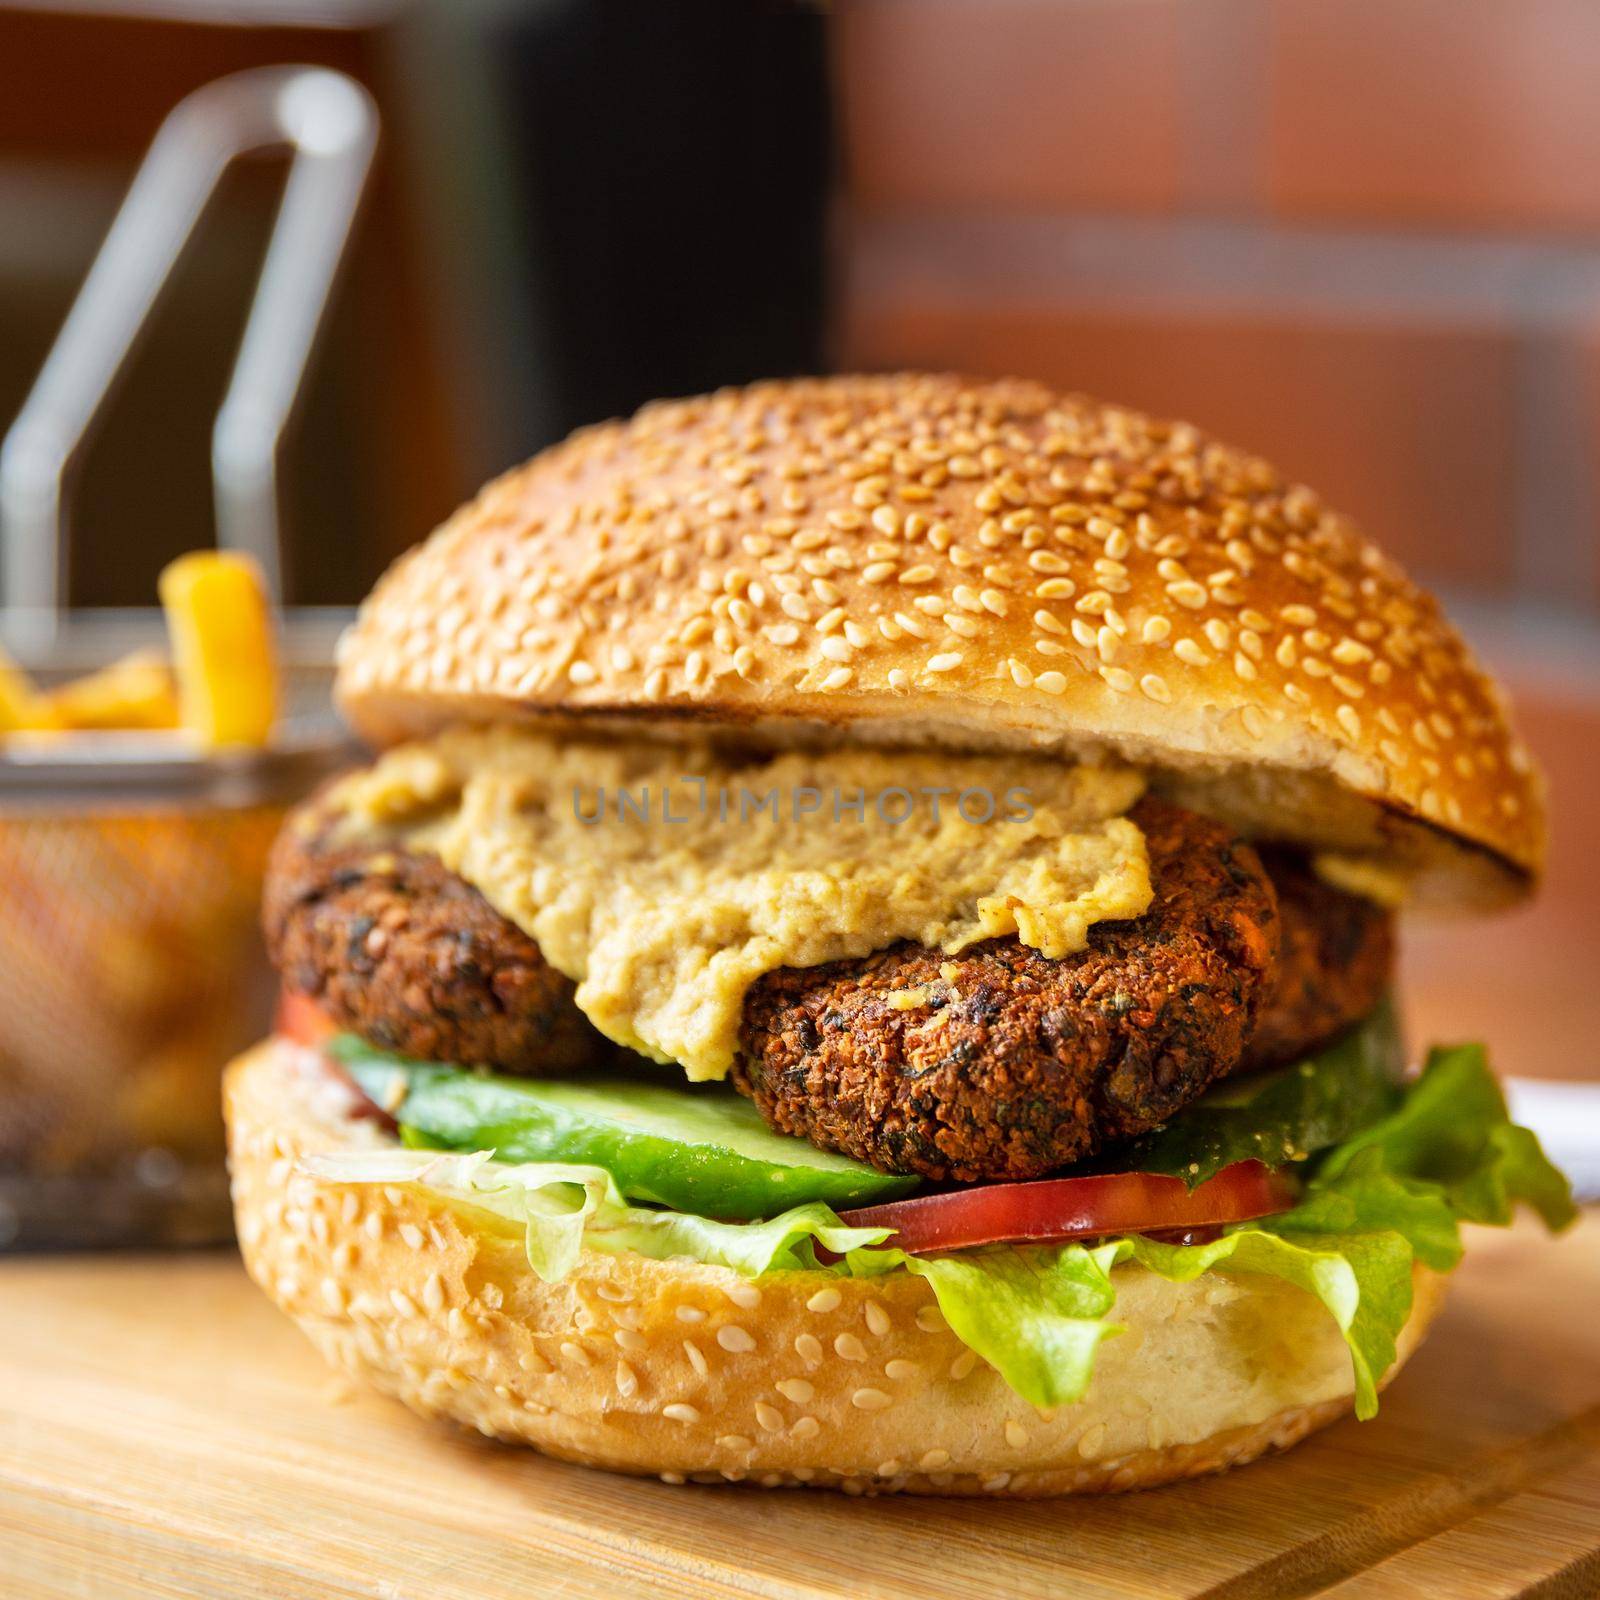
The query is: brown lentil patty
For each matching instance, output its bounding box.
[262,817,609,1075]
[1240,848,1395,1072]
[264,791,1394,1165]
[733,798,1280,1182]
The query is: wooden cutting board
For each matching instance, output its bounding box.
[2,1213,1596,1600]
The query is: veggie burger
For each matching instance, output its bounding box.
[229,375,1573,1495]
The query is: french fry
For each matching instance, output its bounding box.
[158,551,279,747]
[44,649,179,731]
[0,644,60,733]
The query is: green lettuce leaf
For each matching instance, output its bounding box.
[303,1038,1573,1419]
[831,1227,1415,1415]
[301,1147,893,1281]
[1317,1042,1577,1231]
[901,1244,1126,1408]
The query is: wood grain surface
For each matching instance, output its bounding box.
[1,1214,1596,1600]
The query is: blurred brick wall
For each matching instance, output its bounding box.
[832,0,1600,615]
[833,0,1600,1081]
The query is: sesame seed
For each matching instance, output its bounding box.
[794,1333,824,1365]
[807,1287,842,1313]
[925,652,963,674]
[864,1301,891,1337]
[852,1388,893,1411]
[950,1350,978,1380]
[834,1333,868,1362]
[1140,673,1171,704]
[755,1402,783,1431]
[1005,1421,1030,1449]
[777,1378,815,1403]
[663,1403,701,1425]
[675,1305,706,1323]
[683,1341,708,1376]
[1035,671,1067,695]
[915,1306,947,1333]
[790,1416,822,1440]
[717,1325,757,1353]
[919,1449,951,1470]
[884,1359,919,1381]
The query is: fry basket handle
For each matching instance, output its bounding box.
[0,66,378,640]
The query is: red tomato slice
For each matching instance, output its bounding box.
[276,989,338,1048]
[274,990,399,1129]
[838,1162,1297,1255]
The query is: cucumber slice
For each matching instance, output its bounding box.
[330,1037,917,1219]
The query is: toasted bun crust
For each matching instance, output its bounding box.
[227,1038,1445,1496]
[335,374,1542,906]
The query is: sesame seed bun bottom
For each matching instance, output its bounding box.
[226,1038,1446,1496]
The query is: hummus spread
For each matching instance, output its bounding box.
[332,730,1152,1081]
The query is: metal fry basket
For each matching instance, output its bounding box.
[0,68,375,1248]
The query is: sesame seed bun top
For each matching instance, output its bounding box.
[335,374,1543,908]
